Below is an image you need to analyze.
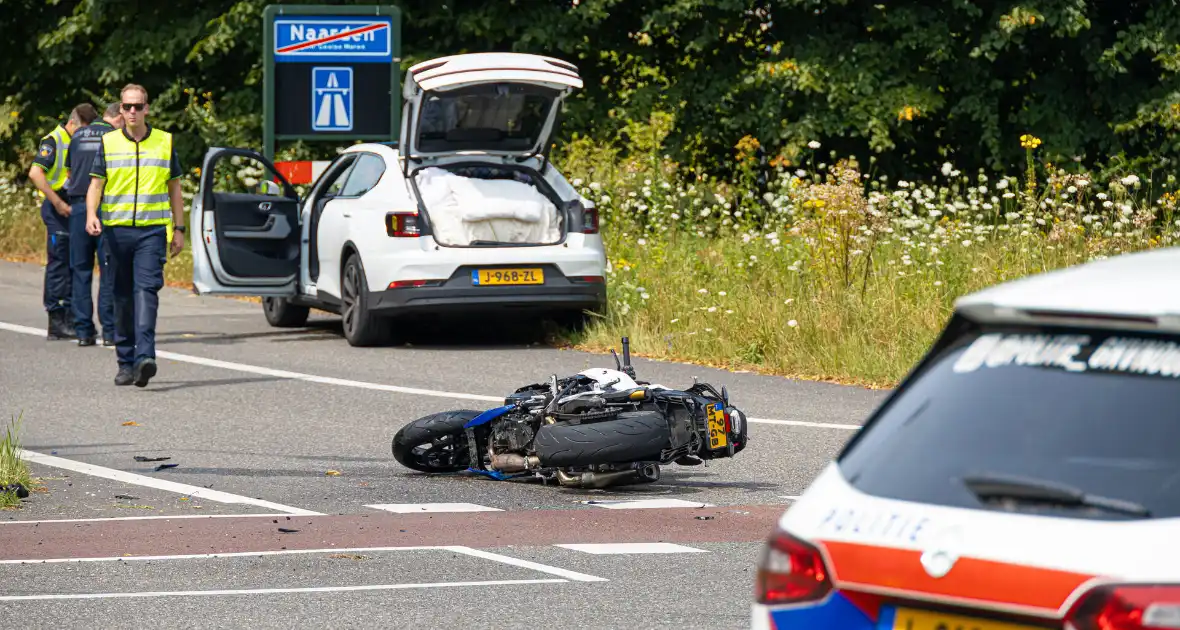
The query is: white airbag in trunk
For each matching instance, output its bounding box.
[415,167,562,246]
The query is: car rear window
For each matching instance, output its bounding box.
[837,323,1180,519]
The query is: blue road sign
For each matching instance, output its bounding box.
[311,67,354,132]
[274,16,393,63]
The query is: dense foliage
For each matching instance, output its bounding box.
[2,0,1179,185]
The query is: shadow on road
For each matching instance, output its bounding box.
[157,311,581,352]
[138,376,288,393]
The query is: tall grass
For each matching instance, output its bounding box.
[0,412,31,508]
[1,127,1175,387]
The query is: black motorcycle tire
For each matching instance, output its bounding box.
[533,411,670,467]
[391,410,481,473]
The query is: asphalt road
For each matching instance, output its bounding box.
[0,260,890,629]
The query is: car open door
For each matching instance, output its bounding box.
[191,147,302,297]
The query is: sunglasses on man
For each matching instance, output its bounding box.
[121,102,147,112]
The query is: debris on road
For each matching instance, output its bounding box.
[2,483,28,499]
[121,421,140,427]
[325,470,342,476]
[329,553,367,560]
[114,494,139,500]
[278,527,299,533]
[133,455,170,462]
[154,463,179,471]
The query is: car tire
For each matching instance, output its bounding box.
[340,253,383,347]
[261,297,310,328]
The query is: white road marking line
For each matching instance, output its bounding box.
[555,543,708,555]
[0,579,567,602]
[18,449,322,517]
[443,546,609,583]
[0,319,863,430]
[580,498,714,509]
[365,503,503,513]
[0,513,285,525]
[0,545,610,584]
[0,546,445,565]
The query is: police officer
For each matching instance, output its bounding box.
[27,103,98,340]
[65,101,124,346]
[85,84,186,387]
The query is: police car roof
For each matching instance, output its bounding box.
[953,246,1180,332]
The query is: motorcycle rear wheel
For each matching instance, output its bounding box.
[391,410,480,473]
[533,411,671,467]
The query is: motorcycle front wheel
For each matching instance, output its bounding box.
[391,410,481,473]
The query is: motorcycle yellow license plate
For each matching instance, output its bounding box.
[891,607,1041,630]
[473,268,544,286]
[707,404,728,449]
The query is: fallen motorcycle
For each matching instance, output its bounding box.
[391,337,749,489]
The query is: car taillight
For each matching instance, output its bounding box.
[386,212,420,237]
[387,280,442,289]
[583,205,599,234]
[754,528,831,605]
[1067,585,1180,630]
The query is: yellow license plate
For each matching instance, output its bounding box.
[892,607,1041,630]
[473,268,544,286]
[707,404,728,449]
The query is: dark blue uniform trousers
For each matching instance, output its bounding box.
[41,197,71,313]
[69,200,115,339]
[104,225,166,367]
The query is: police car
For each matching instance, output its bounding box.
[752,247,1180,630]
[189,53,606,346]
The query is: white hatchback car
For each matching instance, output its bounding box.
[190,52,607,345]
[752,247,1180,630]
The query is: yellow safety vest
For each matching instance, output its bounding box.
[38,125,70,193]
[99,128,174,227]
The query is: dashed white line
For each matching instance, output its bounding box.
[0,579,568,602]
[580,498,714,509]
[555,543,708,555]
[0,319,863,430]
[365,503,503,513]
[18,449,321,517]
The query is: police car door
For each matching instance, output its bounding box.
[191,147,302,297]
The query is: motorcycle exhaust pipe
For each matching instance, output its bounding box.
[490,453,540,472]
[556,468,657,489]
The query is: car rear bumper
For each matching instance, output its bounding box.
[368,264,606,315]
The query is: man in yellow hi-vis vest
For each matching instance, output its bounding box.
[27,103,98,340]
[85,83,186,388]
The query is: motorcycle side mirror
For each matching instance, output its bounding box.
[722,385,729,405]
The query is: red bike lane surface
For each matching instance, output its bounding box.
[0,505,784,561]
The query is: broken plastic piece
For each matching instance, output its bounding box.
[154,463,179,471]
[134,456,170,462]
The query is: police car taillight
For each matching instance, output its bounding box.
[754,528,831,605]
[1067,584,1180,630]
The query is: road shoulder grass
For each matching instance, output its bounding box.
[1,412,33,509]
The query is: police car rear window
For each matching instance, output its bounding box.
[837,325,1180,519]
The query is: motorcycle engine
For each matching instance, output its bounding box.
[491,420,535,453]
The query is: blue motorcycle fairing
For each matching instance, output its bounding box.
[464,405,516,429]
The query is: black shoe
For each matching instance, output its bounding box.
[133,358,157,388]
[102,335,115,347]
[115,365,134,386]
[78,336,96,347]
[47,311,75,340]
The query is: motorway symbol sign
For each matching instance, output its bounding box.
[273,16,393,63]
[311,67,353,132]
